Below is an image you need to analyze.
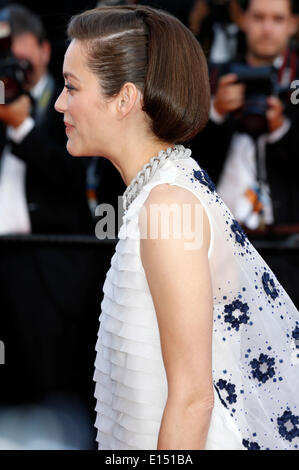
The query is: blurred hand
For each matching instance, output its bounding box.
[213,74,245,117]
[0,94,31,128]
[266,96,285,134]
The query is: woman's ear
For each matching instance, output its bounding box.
[117,82,139,117]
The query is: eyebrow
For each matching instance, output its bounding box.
[63,72,80,82]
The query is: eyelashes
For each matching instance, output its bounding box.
[64,83,76,92]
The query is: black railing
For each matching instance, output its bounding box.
[1,232,299,250]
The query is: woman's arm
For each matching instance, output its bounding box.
[139,183,214,450]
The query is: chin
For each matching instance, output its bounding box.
[66,140,83,157]
[66,140,98,157]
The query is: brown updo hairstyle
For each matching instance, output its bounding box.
[67,5,210,143]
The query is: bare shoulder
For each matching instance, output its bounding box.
[143,183,202,205]
[139,183,211,254]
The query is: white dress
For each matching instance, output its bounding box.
[93,151,299,450]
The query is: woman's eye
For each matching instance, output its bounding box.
[65,84,76,93]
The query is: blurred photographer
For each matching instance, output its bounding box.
[0,4,93,234]
[192,0,299,230]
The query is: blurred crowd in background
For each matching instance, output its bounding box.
[0,0,298,450]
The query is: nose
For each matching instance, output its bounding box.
[54,87,67,114]
[262,18,274,35]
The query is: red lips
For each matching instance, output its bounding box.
[64,121,74,132]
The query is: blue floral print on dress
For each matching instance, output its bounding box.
[231,219,247,247]
[277,408,299,442]
[216,378,237,405]
[193,169,216,192]
[250,353,276,383]
[242,439,261,450]
[262,272,279,300]
[224,299,250,331]
[292,326,299,349]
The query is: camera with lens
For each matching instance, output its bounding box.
[0,9,32,104]
[225,63,290,138]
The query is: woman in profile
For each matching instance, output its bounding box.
[55,5,299,450]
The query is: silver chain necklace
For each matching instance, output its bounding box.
[122,144,192,213]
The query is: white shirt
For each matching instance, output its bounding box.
[0,74,48,234]
[210,23,239,63]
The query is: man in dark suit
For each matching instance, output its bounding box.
[190,0,299,227]
[0,4,93,234]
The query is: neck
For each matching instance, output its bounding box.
[106,138,176,188]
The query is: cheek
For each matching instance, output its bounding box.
[35,51,45,68]
[68,101,94,137]
[67,97,82,122]
[26,51,40,71]
[78,103,101,131]
[276,25,289,40]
